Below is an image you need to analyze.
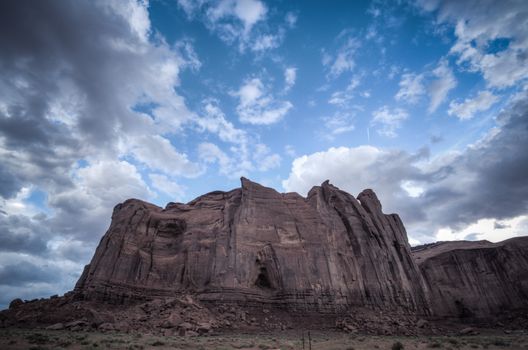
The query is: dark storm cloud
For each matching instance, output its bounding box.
[0,214,50,254]
[0,261,61,286]
[0,165,21,199]
[0,0,162,200]
[419,92,528,229]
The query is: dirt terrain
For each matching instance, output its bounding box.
[1,328,528,350]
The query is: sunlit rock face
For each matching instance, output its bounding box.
[413,237,528,317]
[75,178,430,315]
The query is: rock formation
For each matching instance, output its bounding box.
[413,237,528,318]
[75,178,430,315]
[2,178,528,334]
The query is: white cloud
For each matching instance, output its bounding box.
[103,0,151,43]
[197,100,247,144]
[322,112,355,136]
[253,143,281,171]
[232,0,267,33]
[71,160,151,205]
[436,215,528,243]
[285,12,297,28]
[428,59,457,113]
[0,187,42,217]
[252,34,281,51]
[179,0,287,52]
[401,180,425,198]
[324,37,361,78]
[284,144,296,157]
[328,77,360,106]
[46,159,153,242]
[149,174,185,200]
[395,73,425,104]
[198,140,280,177]
[130,135,203,177]
[234,78,292,125]
[282,146,385,197]
[198,142,249,178]
[371,106,408,137]
[206,0,267,34]
[418,0,528,89]
[284,67,297,91]
[448,90,499,120]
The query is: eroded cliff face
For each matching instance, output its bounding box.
[413,237,528,317]
[75,178,430,315]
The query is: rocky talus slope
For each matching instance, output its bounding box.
[1,178,527,334]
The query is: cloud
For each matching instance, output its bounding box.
[177,0,291,53]
[0,214,50,255]
[0,0,205,203]
[417,0,528,89]
[284,145,296,157]
[328,77,360,106]
[282,145,407,198]
[47,160,152,240]
[198,139,281,178]
[323,36,361,78]
[285,12,298,28]
[284,67,297,91]
[196,100,248,144]
[395,73,425,104]
[448,90,499,120]
[322,112,356,136]
[130,135,203,177]
[251,34,281,51]
[233,0,267,31]
[234,78,292,124]
[202,0,267,34]
[198,142,247,177]
[253,143,281,171]
[428,59,457,113]
[284,89,528,244]
[371,106,408,137]
[149,174,185,201]
[0,261,61,287]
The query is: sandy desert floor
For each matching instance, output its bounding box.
[1,328,528,350]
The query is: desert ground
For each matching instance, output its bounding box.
[1,328,527,350]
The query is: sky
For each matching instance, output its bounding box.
[0,0,528,309]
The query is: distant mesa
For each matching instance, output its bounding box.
[1,177,527,334]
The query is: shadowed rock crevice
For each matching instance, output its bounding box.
[255,267,273,289]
